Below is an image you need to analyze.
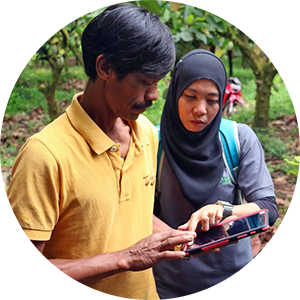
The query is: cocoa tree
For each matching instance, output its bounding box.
[37,28,69,121]
[35,10,102,120]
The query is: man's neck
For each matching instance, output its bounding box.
[79,79,117,134]
[79,79,131,159]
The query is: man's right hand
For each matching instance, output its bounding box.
[32,229,195,284]
[123,229,196,271]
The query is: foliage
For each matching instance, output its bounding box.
[5,63,86,117]
[284,156,300,177]
[158,2,230,59]
[7,67,48,116]
[31,8,105,120]
[64,7,107,66]
[255,128,290,160]
[132,0,162,14]
[36,28,70,120]
[2,0,297,168]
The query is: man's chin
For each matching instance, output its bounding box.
[123,112,141,122]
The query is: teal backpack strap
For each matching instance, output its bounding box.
[156,125,162,170]
[219,118,240,184]
[154,125,164,216]
[156,125,164,195]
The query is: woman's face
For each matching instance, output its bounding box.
[178,79,220,132]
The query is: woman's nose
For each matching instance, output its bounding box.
[193,101,207,116]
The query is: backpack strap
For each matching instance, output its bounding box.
[156,125,164,195]
[156,125,162,171]
[219,118,240,184]
[155,125,165,211]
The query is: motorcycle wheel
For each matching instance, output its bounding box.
[223,101,243,118]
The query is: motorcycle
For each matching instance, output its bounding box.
[222,77,245,117]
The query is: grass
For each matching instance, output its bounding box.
[5,61,88,117]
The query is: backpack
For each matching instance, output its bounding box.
[156,118,243,204]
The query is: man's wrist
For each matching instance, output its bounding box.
[117,250,131,272]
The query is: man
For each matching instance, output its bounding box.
[7,4,195,299]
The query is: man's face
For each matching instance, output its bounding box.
[104,70,159,121]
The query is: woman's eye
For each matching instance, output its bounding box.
[208,99,219,104]
[184,94,196,99]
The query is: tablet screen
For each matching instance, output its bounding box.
[186,210,267,252]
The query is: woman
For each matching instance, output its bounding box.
[153,49,278,298]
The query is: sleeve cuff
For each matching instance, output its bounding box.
[23,229,52,241]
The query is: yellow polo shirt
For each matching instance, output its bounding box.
[8,93,159,299]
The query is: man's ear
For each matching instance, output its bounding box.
[95,54,112,80]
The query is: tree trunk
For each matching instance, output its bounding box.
[39,57,64,121]
[223,27,278,127]
[69,39,83,66]
[227,50,233,77]
[253,67,277,127]
[50,59,65,120]
[38,28,69,121]
[254,74,272,127]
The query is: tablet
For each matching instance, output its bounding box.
[184,209,269,257]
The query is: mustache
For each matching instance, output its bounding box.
[132,101,153,110]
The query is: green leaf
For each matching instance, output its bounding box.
[186,15,194,25]
[136,0,162,14]
[295,156,300,162]
[184,5,194,21]
[194,8,204,18]
[173,34,180,43]
[284,158,300,166]
[210,14,222,23]
[179,31,193,42]
[288,169,298,176]
[195,31,207,44]
[160,7,171,23]
[50,37,59,44]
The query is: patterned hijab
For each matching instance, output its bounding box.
[160,49,227,208]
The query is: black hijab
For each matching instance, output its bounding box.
[160,49,227,208]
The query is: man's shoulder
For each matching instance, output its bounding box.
[35,112,73,141]
[28,113,78,157]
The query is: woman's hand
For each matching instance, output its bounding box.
[178,204,224,232]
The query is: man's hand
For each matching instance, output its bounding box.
[32,229,195,283]
[125,229,196,271]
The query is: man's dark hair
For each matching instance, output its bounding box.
[81,3,176,80]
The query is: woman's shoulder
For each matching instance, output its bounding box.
[237,123,258,143]
[237,122,254,133]
[236,123,264,159]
